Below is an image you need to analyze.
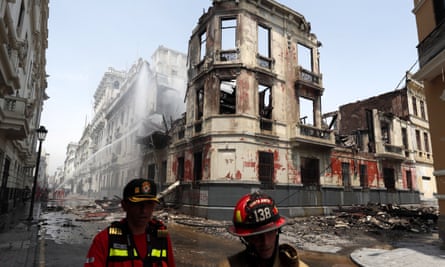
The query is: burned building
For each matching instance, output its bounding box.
[153,0,425,220]
[327,73,434,205]
[161,0,337,219]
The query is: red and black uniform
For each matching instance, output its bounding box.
[85,219,175,267]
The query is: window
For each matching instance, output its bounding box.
[257,25,271,68]
[193,152,202,181]
[148,164,156,180]
[381,122,390,144]
[196,88,204,120]
[415,130,421,151]
[301,157,320,186]
[359,164,368,188]
[221,18,236,51]
[406,170,413,190]
[177,157,184,181]
[401,128,408,148]
[220,80,236,114]
[423,132,430,153]
[383,168,395,191]
[259,84,272,130]
[434,0,445,24]
[299,97,314,125]
[160,161,167,184]
[412,96,418,116]
[258,152,274,189]
[420,100,426,119]
[341,162,351,187]
[200,31,207,61]
[297,43,313,71]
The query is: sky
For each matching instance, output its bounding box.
[41,0,419,174]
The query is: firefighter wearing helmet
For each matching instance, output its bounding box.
[218,192,308,267]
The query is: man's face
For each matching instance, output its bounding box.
[122,200,156,227]
[244,229,278,259]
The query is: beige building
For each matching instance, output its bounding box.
[0,1,49,215]
[412,0,445,243]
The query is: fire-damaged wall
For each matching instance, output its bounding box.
[154,0,424,220]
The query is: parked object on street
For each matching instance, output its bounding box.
[84,178,176,267]
[218,192,309,267]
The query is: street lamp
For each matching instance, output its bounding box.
[28,126,48,221]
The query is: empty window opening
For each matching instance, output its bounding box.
[258,152,274,189]
[196,88,204,120]
[297,43,313,71]
[299,97,314,125]
[381,122,390,144]
[221,18,236,51]
[383,167,395,191]
[258,25,270,58]
[259,84,272,130]
[259,84,272,118]
[359,164,368,188]
[200,31,207,61]
[193,152,202,181]
[258,25,271,68]
[341,162,351,187]
[301,157,320,186]
[220,80,236,114]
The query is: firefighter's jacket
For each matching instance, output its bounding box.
[84,219,175,267]
[218,243,309,267]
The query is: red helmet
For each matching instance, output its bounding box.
[228,192,287,237]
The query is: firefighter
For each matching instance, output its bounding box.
[84,178,175,267]
[219,192,308,267]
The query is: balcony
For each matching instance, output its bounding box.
[417,20,445,68]
[0,95,29,139]
[375,143,405,160]
[291,124,335,149]
[295,66,323,93]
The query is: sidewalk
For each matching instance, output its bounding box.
[0,201,42,267]
[350,234,445,267]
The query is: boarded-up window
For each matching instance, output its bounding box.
[406,170,413,190]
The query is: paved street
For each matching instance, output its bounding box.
[1,197,445,267]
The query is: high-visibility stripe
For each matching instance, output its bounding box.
[109,248,139,257]
[151,249,167,258]
[109,248,128,257]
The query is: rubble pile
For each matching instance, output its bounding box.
[332,203,438,233]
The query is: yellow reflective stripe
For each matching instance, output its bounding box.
[150,249,167,258]
[109,248,128,257]
[109,248,139,257]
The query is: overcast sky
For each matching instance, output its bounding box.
[41,0,419,174]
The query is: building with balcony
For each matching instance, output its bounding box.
[412,0,445,243]
[0,1,49,215]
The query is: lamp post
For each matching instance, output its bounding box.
[28,126,48,221]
